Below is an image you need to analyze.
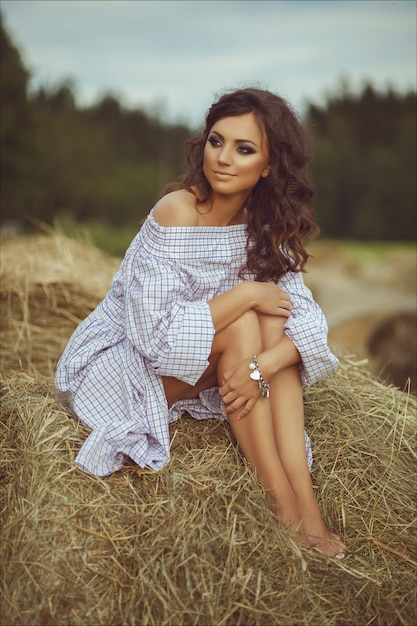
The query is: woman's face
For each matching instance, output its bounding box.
[203,112,270,199]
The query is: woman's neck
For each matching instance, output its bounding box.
[194,188,249,226]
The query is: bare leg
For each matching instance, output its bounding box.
[214,312,303,529]
[257,315,345,557]
[162,312,345,558]
[163,355,220,408]
[164,312,302,528]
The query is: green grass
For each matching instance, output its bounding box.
[340,240,416,265]
[53,214,139,258]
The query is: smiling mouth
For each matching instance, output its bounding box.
[214,170,236,177]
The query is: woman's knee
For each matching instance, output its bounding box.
[229,310,262,343]
[213,310,262,354]
[258,313,287,350]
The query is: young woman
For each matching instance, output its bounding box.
[55,87,345,559]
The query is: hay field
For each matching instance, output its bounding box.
[1,232,416,626]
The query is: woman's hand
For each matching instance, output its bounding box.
[219,357,262,419]
[251,282,291,318]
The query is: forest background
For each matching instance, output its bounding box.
[1,15,416,257]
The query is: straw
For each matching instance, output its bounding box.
[1,233,416,626]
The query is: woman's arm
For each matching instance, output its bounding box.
[257,334,300,378]
[208,281,291,333]
[222,270,338,392]
[219,270,338,415]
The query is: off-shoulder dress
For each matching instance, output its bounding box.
[55,208,338,476]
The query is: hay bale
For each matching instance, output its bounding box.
[0,232,120,375]
[367,312,417,392]
[1,364,416,626]
[1,233,416,626]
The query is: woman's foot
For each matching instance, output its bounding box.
[282,511,346,559]
[295,495,346,559]
[303,530,346,559]
[267,492,346,559]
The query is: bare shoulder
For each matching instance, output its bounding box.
[153,189,198,227]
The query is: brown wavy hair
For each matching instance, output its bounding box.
[165,87,319,282]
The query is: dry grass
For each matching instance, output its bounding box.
[1,233,416,626]
[0,231,120,375]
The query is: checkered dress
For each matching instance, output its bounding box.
[55,208,338,476]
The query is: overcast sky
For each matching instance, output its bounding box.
[1,0,416,126]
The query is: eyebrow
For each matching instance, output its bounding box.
[210,130,258,147]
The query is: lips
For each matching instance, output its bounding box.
[213,170,236,178]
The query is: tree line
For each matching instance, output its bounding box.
[308,81,416,240]
[1,16,415,240]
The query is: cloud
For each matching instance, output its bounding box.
[1,0,415,125]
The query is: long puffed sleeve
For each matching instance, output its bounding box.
[279,270,338,385]
[121,252,215,386]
